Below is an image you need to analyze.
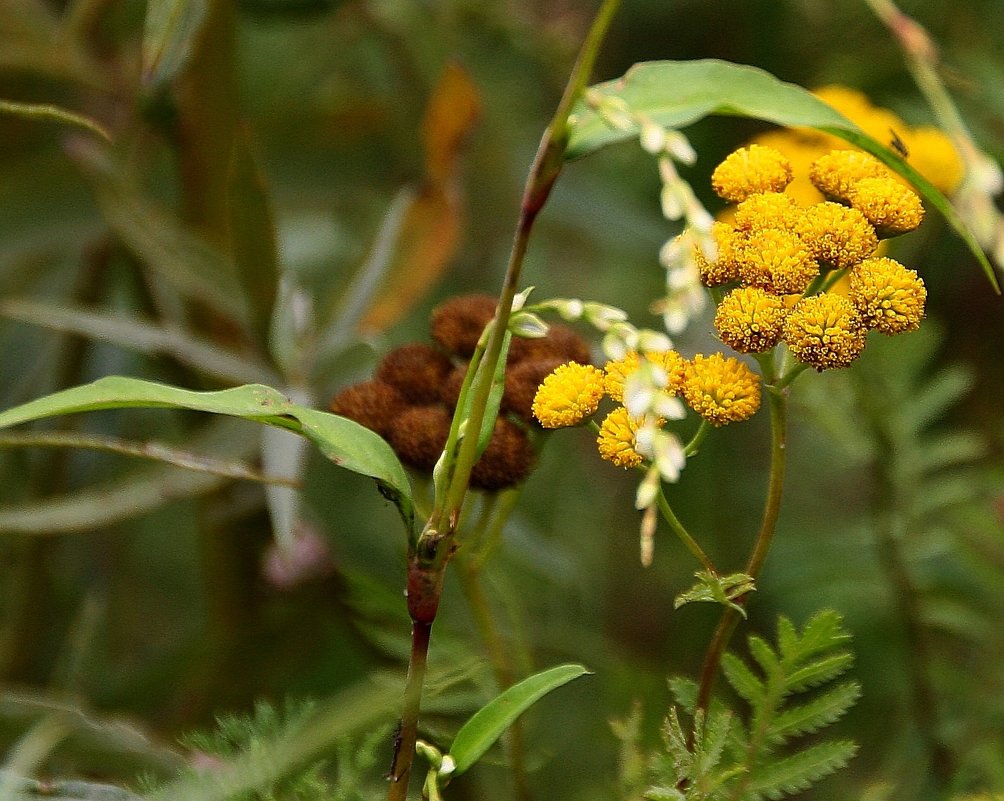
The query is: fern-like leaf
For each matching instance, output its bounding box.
[766,681,861,744]
[743,739,858,801]
[721,653,764,707]
[782,651,854,695]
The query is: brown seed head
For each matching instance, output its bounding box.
[502,357,567,423]
[329,380,407,438]
[508,324,591,366]
[388,405,452,472]
[375,343,453,404]
[470,417,536,491]
[430,294,497,357]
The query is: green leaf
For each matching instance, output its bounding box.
[721,653,765,707]
[566,60,852,161]
[142,0,209,87]
[0,297,277,386]
[744,739,858,801]
[227,125,281,348]
[674,571,755,617]
[447,663,590,776]
[0,98,111,142]
[766,682,861,744]
[747,636,780,679]
[782,653,854,695]
[0,377,413,532]
[566,59,997,292]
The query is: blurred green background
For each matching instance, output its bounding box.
[1,0,1003,799]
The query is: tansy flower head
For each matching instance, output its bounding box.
[596,406,645,468]
[502,357,566,422]
[903,126,964,195]
[681,353,761,426]
[470,417,536,490]
[430,293,497,357]
[714,286,787,353]
[532,362,605,428]
[508,323,591,366]
[797,201,878,269]
[375,343,453,404]
[847,176,925,237]
[388,405,452,471]
[809,150,891,202]
[733,192,803,232]
[695,221,740,286]
[711,145,794,203]
[604,350,687,403]
[736,227,819,294]
[782,293,867,370]
[330,380,407,438]
[848,257,927,335]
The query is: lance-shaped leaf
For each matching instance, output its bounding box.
[446,663,590,777]
[0,377,413,533]
[566,58,997,291]
[142,0,209,87]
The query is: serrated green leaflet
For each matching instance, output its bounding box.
[0,377,413,533]
[447,663,590,776]
[566,58,998,292]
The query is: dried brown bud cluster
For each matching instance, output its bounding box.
[330,294,592,491]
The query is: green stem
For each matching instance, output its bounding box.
[693,387,789,718]
[387,620,433,800]
[683,420,712,457]
[385,3,622,796]
[656,488,717,575]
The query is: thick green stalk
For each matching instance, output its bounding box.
[385,4,622,798]
[693,386,788,717]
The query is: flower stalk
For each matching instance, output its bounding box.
[385,2,622,797]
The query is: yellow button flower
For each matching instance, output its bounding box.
[797,201,878,269]
[596,406,645,468]
[809,150,890,202]
[681,353,761,426]
[711,145,794,203]
[736,227,819,295]
[604,350,687,402]
[733,191,804,232]
[695,221,740,287]
[782,293,867,370]
[848,257,927,335]
[714,286,787,353]
[847,176,925,237]
[532,362,605,428]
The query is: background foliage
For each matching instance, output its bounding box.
[1,1,1003,799]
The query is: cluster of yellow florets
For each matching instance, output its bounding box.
[532,349,761,469]
[749,85,964,206]
[706,144,927,371]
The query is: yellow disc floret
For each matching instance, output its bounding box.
[736,227,819,294]
[596,406,645,468]
[714,286,787,353]
[711,145,794,203]
[797,201,878,269]
[809,150,890,202]
[696,221,740,286]
[847,176,925,237]
[848,257,927,335]
[733,192,803,232]
[604,350,687,402]
[532,362,605,428]
[782,293,867,370]
[681,353,761,426]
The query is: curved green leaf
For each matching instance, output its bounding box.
[0,99,111,142]
[566,59,852,161]
[142,0,209,87]
[0,377,413,532]
[566,58,998,291]
[447,663,590,776]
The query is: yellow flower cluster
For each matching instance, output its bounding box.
[750,85,964,205]
[532,349,761,470]
[706,144,927,371]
